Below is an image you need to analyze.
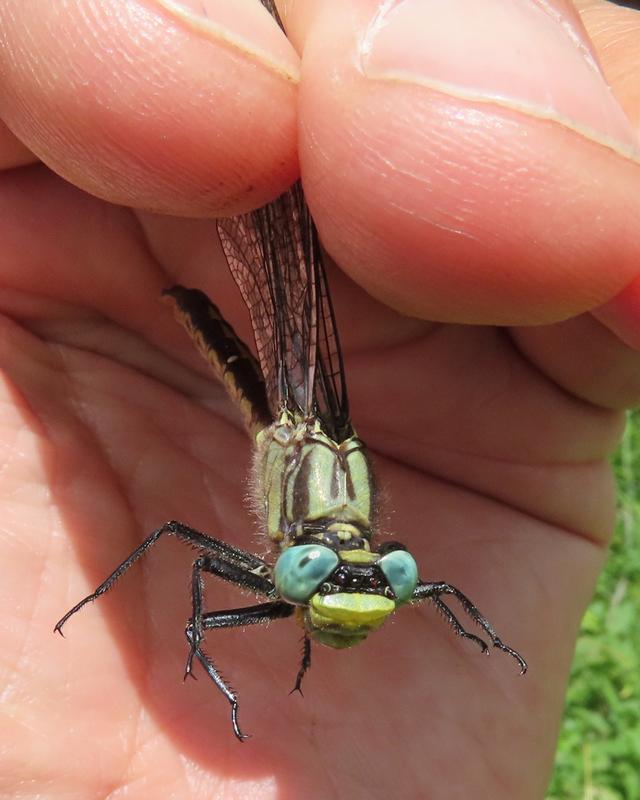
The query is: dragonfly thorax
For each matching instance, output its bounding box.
[254,414,375,548]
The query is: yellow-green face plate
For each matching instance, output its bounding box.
[306,592,396,648]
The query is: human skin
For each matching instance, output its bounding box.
[0,1,639,798]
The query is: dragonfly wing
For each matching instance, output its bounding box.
[217,182,351,441]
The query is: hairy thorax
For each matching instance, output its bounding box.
[253,413,376,551]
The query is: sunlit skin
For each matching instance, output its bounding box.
[0,1,639,798]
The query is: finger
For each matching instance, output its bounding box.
[0,0,299,216]
[288,0,640,324]
[0,119,35,168]
[575,0,640,356]
[576,0,640,131]
[592,274,640,350]
[511,312,640,410]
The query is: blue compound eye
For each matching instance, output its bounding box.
[378,549,418,604]
[273,544,339,605]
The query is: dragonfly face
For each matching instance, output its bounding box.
[272,539,419,648]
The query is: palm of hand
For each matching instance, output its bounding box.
[2,166,622,799]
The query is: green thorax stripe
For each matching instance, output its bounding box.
[164,286,271,437]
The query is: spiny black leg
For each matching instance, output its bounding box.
[430,597,490,655]
[184,556,207,679]
[187,601,294,741]
[54,520,275,634]
[434,583,528,673]
[186,627,248,741]
[414,581,527,674]
[198,556,276,596]
[54,523,170,634]
[186,552,278,679]
[290,635,311,696]
[182,553,282,679]
[198,601,294,631]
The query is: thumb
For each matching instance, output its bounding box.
[286,0,640,324]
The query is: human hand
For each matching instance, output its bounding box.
[0,2,638,799]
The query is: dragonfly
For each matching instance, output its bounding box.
[55,4,526,742]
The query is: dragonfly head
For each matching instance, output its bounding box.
[272,541,419,648]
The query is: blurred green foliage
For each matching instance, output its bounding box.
[547,411,640,799]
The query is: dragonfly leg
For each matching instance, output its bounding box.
[290,635,311,696]
[54,520,274,634]
[429,596,490,655]
[414,581,527,674]
[184,554,280,679]
[188,634,246,740]
[188,601,294,741]
[185,556,206,679]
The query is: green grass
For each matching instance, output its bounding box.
[547,410,640,800]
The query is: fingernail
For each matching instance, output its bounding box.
[360,0,639,159]
[150,0,299,82]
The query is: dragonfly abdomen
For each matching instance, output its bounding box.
[164,287,271,438]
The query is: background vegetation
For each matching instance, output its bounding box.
[547,411,640,799]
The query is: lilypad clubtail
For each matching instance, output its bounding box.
[55,3,526,742]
